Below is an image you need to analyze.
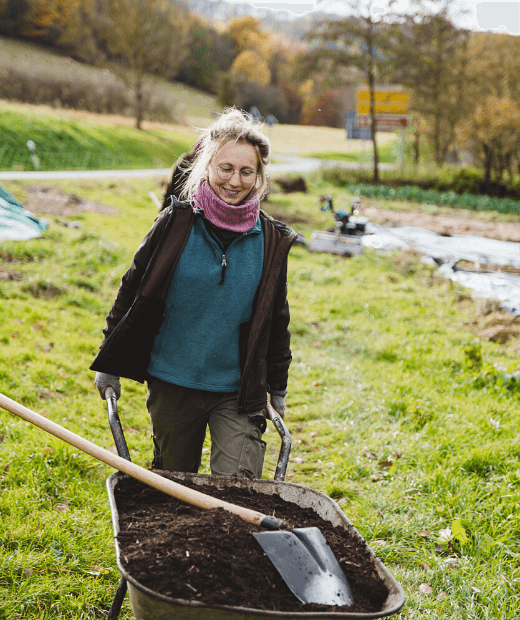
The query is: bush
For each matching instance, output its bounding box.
[0,63,176,122]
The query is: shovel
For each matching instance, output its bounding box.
[0,391,353,608]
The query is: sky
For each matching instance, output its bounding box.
[230,0,520,34]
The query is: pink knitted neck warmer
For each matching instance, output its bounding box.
[194,180,260,233]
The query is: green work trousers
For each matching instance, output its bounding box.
[146,377,267,479]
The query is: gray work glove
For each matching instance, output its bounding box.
[94,372,121,400]
[269,390,287,419]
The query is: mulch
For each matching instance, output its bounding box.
[113,473,391,614]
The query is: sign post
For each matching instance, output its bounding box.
[356,89,410,167]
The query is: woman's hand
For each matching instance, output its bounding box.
[270,392,286,419]
[94,373,121,400]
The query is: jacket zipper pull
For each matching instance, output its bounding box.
[219,255,227,285]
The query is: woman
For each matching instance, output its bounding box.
[91,108,297,479]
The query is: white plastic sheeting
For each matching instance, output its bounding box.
[361,222,520,316]
[0,185,48,241]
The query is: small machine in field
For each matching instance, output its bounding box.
[307,195,369,256]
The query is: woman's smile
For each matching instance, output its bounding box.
[208,142,258,205]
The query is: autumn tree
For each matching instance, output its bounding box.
[0,0,98,60]
[224,16,302,123]
[385,0,470,166]
[456,33,520,186]
[228,16,274,87]
[101,0,189,129]
[176,18,235,95]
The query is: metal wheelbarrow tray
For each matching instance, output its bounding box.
[106,471,405,620]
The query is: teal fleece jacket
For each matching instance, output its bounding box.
[147,215,264,391]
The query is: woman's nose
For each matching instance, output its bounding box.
[228,170,242,186]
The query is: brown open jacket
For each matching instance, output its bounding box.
[90,199,297,414]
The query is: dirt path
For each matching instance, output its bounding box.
[364,205,520,243]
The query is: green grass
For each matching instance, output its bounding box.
[1,177,520,618]
[309,139,399,165]
[0,103,197,171]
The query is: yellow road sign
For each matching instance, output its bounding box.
[356,102,409,114]
[356,90,409,115]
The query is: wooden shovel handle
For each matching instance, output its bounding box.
[0,392,281,530]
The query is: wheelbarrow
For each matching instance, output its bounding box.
[105,393,406,620]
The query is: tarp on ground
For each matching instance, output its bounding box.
[361,222,520,316]
[0,184,48,241]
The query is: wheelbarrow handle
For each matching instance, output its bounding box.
[104,387,130,620]
[265,402,291,482]
[105,387,131,462]
[0,392,282,530]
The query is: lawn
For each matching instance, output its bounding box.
[0,101,401,172]
[0,102,197,172]
[0,176,519,619]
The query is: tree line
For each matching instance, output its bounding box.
[2,0,520,189]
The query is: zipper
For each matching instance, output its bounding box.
[203,224,257,285]
[219,255,227,285]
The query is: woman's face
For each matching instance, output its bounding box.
[208,142,258,205]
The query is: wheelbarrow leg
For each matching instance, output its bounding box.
[107,576,127,620]
[105,388,131,619]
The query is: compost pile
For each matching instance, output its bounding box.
[114,473,389,614]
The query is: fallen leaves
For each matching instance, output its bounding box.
[418,584,449,600]
[418,582,433,594]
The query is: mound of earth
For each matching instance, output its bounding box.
[364,206,520,243]
[23,186,118,216]
[114,473,392,614]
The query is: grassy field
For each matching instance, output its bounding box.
[0,102,401,172]
[1,173,519,618]
[266,123,398,158]
[0,101,197,172]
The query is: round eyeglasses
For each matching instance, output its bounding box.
[213,164,257,186]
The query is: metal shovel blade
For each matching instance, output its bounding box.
[253,527,354,607]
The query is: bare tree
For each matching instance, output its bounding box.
[386,0,470,165]
[101,0,189,129]
[301,0,392,182]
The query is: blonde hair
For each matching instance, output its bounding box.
[181,107,271,201]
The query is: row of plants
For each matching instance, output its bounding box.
[345,182,520,215]
[323,165,520,202]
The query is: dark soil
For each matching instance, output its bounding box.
[114,473,390,614]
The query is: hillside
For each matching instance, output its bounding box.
[0,35,219,127]
[0,101,197,171]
